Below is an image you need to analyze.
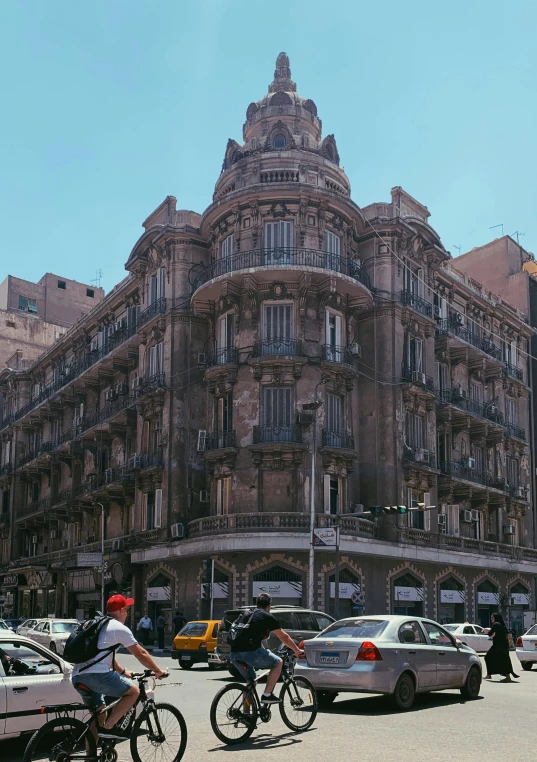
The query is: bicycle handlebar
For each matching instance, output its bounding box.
[130,670,169,679]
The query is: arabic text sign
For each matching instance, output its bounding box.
[147,586,172,602]
[329,582,361,599]
[313,527,337,547]
[253,581,302,598]
[394,585,424,602]
[440,590,465,604]
[477,592,499,605]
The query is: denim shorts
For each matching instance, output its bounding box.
[230,648,282,683]
[73,670,133,707]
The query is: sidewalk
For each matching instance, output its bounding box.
[118,643,172,656]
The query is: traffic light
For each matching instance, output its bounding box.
[397,505,408,514]
[368,506,385,517]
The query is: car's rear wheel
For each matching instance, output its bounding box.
[392,673,415,711]
[179,660,193,670]
[521,662,533,671]
[317,691,338,708]
[208,662,218,670]
[460,666,481,699]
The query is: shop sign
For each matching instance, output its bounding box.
[27,571,52,589]
[252,581,302,599]
[68,570,95,592]
[511,593,531,606]
[313,528,337,547]
[77,552,103,568]
[440,590,466,604]
[1,574,18,587]
[394,585,424,602]
[201,582,229,600]
[478,592,499,605]
[329,582,361,599]
[147,586,172,602]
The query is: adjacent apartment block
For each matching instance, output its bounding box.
[0,55,535,639]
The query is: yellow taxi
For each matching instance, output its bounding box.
[171,619,220,669]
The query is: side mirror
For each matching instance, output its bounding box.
[455,638,463,648]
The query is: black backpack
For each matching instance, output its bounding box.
[63,616,117,671]
[227,609,254,650]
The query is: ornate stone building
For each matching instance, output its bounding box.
[0,54,535,637]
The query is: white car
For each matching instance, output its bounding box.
[442,623,492,653]
[27,619,79,655]
[0,631,83,740]
[515,624,537,670]
[16,618,42,638]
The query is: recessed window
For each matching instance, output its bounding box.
[57,280,66,290]
[273,134,286,149]
[18,296,37,314]
[303,134,310,148]
[251,138,256,149]
[86,288,95,298]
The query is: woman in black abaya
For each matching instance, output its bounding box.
[484,612,519,682]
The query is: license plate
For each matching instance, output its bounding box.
[320,652,340,664]
[181,655,191,661]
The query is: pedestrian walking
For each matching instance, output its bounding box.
[156,612,166,650]
[484,612,519,682]
[136,614,153,646]
[172,610,187,636]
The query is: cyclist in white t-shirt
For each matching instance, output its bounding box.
[72,594,166,741]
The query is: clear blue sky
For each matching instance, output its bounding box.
[1,0,535,294]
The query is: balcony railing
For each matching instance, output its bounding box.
[504,363,523,382]
[321,429,355,449]
[436,318,502,360]
[403,445,436,468]
[16,496,51,519]
[75,465,131,496]
[128,450,164,470]
[16,439,59,469]
[138,297,167,328]
[252,339,303,358]
[52,488,75,506]
[439,460,507,490]
[437,389,505,425]
[204,431,237,450]
[192,248,372,292]
[0,414,14,431]
[252,425,303,444]
[508,484,529,501]
[506,422,526,441]
[321,345,355,364]
[401,290,433,318]
[0,463,12,477]
[401,368,435,392]
[206,347,239,367]
[138,373,166,394]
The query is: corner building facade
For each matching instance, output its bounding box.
[0,54,536,638]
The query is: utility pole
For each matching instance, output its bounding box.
[96,502,105,614]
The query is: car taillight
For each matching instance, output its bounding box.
[298,641,304,649]
[356,641,382,661]
[516,636,523,647]
[199,642,207,650]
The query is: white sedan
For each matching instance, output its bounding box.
[442,623,492,652]
[27,619,79,655]
[16,618,42,638]
[0,631,83,740]
[515,624,537,670]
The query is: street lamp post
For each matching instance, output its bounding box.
[307,379,327,610]
[95,502,105,615]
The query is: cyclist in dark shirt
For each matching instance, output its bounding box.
[230,593,303,704]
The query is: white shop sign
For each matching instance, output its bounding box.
[511,593,531,606]
[394,585,424,602]
[477,592,499,605]
[77,552,103,568]
[147,585,172,602]
[313,528,337,547]
[330,582,360,599]
[253,581,302,599]
[440,590,466,604]
[201,582,229,600]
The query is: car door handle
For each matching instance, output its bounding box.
[407,650,417,654]
[13,687,28,693]
[438,652,445,656]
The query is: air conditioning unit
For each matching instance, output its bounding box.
[451,312,464,325]
[171,522,185,539]
[349,343,362,359]
[105,468,114,483]
[197,353,207,366]
[50,529,57,539]
[349,503,364,514]
[133,376,145,390]
[199,490,210,503]
[503,525,515,535]
[470,509,480,523]
[32,533,38,544]
[296,411,315,426]
[112,539,125,551]
[105,390,117,403]
[438,513,447,532]
[197,430,207,452]
[516,486,526,498]
[414,449,431,464]
[412,371,426,385]
[463,510,473,523]
[463,457,476,469]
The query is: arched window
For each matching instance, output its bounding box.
[273,134,286,149]
[252,565,303,605]
[510,582,530,638]
[201,567,230,620]
[393,572,424,616]
[251,137,256,150]
[327,568,361,618]
[438,576,465,624]
[302,134,310,148]
[476,579,499,629]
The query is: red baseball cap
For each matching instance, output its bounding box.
[107,594,135,612]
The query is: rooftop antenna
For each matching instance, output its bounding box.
[489,223,504,236]
[453,244,462,257]
[510,231,525,244]
[91,269,103,288]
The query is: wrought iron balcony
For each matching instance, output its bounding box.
[439,460,504,489]
[16,496,51,519]
[400,290,433,318]
[401,368,435,392]
[508,484,529,500]
[437,389,505,425]
[206,347,239,367]
[0,414,14,432]
[75,465,131,496]
[504,363,523,382]
[506,422,526,441]
[192,248,371,292]
[16,439,59,469]
[52,488,75,506]
[321,429,355,449]
[204,431,237,450]
[137,373,166,395]
[128,450,164,470]
[321,345,355,364]
[252,339,303,358]
[436,319,502,360]
[138,297,167,328]
[252,425,303,444]
[403,445,436,468]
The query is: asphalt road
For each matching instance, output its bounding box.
[6,654,537,762]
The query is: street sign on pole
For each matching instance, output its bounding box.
[77,552,103,568]
[351,590,365,606]
[313,527,337,547]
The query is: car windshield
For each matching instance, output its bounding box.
[320,619,389,639]
[178,622,208,637]
[443,625,458,632]
[52,622,78,634]
[0,621,8,630]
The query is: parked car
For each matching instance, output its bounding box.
[442,623,492,652]
[0,621,10,631]
[0,631,82,740]
[295,615,482,710]
[210,606,335,677]
[2,619,20,632]
[27,618,79,655]
[16,618,42,637]
[171,620,220,669]
[516,623,537,670]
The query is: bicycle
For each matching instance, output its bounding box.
[23,670,187,762]
[210,645,318,744]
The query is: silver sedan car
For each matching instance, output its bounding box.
[295,615,482,710]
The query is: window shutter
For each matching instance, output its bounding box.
[335,314,342,346]
[510,340,517,366]
[451,504,460,536]
[325,310,331,345]
[154,489,162,528]
[142,493,148,530]
[417,268,424,298]
[439,297,447,320]
[143,420,150,451]
[324,475,331,514]
[423,493,431,531]
[158,268,165,299]
[416,339,423,372]
[157,342,164,374]
[265,222,277,250]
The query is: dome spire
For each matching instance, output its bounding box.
[269,52,296,93]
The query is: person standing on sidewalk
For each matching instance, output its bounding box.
[156,612,166,650]
[136,614,153,646]
[173,611,187,636]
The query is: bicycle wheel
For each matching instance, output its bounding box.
[279,676,318,732]
[24,717,96,762]
[131,702,187,762]
[210,683,258,745]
